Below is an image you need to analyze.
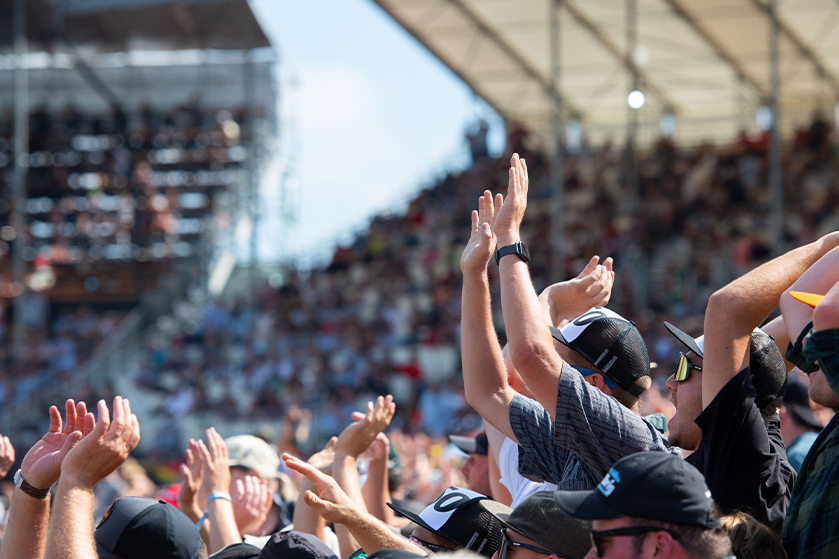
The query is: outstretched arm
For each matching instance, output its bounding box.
[197,428,241,555]
[293,438,336,543]
[703,232,839,408]
[461,191,519,439]
[44,396,140,559]
[283,454,427,556]
[0,400,91,559]
[780,243,839,343]
[495,154,566,415]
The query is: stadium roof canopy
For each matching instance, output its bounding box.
[372,0,839,146]
[0,0,270,53]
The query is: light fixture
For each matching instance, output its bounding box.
[628,90,645,110]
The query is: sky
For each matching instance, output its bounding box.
[248,0,505,266]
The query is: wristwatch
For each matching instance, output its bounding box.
[495,242,531,265]
[14,469,50,499]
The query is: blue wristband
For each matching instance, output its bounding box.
[195,492,232,530]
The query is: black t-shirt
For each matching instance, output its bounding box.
[686,367,794,531]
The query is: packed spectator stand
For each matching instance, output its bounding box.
[2,113,839,558]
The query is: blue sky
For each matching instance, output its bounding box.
[249,0,504,265]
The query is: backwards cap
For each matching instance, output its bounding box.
[387,486,505,557]
[550,307,650,396]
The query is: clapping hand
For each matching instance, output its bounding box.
[538,255,615,327]
[335,395,395,458]
[461,190,502,276]
[20,400,94,490]
[177,439,205,522]
[494,153,529,246]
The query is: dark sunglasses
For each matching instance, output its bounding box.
[675,352,702,382]
[408,535,447,553]
[499,529,563,559]
[590,526,680,557]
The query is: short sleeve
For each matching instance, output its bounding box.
[509,394,572,485]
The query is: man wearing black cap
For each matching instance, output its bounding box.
[448,432,493,497]
[478,491,592,559]
[659,234,839,531]
[460,158,672,493]
[553,451,731,559]
[780,377,823,473]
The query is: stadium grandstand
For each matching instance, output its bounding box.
[1,1,839,557]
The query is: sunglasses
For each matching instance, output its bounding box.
[590,526,680,557]
[499,530,563,559]
[409,535,447,553]
[675,352,702,382]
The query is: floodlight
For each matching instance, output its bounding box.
[628,90,645,109]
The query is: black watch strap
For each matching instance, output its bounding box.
[495,242,531,265]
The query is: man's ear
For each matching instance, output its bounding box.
[589,372,608,392]
[649,531,678,558]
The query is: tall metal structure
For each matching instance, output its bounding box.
[549,0,564,280]
[768,0,784,253]
[12,0,29,355]
[625,0,639,201]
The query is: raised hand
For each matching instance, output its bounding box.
[198,427,231,505]
[59,396,141,488]
[0,433,15,478]
[461,190,502,276]
[282,453,362,527]
[177,439,205,521]
[538,255,615,327]
[232,474,271,535]
[359,433,389,464]
[335,395,395,458]
[493,153,529,245]
[20,400,94,489]
[308,437,337,474]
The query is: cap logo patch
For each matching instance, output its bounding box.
[418,486,485,530]
[560,307,629,344]
[598,468,621,497]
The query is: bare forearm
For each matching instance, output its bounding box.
[293,478,327,542]
[361,457,390,523]
[344,510,427,556]
[782,243,839,340]
[332,454,363,558]
[207,500,242,554]
[813,279,839,331]
[461,273,518,431]
[0,489,50,559]
[498,254,563,408]
[44,482,95,559]
[760,316,794,373]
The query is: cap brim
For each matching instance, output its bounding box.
[552,490,625,521]
[387,502,435,533]
[447,435,484,455]
[787,404,823,431]
[663,322,703,358]
[95,541,119,559]
[790,291,825,309]
[549,326,571,348]
[476,500,514,527]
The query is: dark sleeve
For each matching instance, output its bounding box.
[509,394,572,485]
[553,362,673,483]
[693,367,795,531]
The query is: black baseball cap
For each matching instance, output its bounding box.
[749,329,788,412]
[784,379,823,431]
[211,543,261,559]
[478,492,591,559]
[448,432,489,455]
[663,322,704,357]
[551,307,650,396]
[387,486,505,557]
[95,497,203,559]
[258,531,338,559]
[553,451,720,529]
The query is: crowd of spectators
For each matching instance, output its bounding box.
[132,115,839,456]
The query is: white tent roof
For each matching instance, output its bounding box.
[372,0,839,145]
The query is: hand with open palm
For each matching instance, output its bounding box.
[20,400,94,490]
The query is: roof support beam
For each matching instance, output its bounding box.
[746,0,839,96]
[371,0,584,120]
[661,0,766,99]
[563,0,680,113]
[440,0,585,119]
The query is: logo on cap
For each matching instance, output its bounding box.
[597,468,621,497]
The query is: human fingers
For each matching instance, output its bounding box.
[95,400,110,436]
[71,401,87,433]
[107,396,126,440]
[4,437,12,461]
[482,190,494,224]
[57,430,83,460]
[83,412,96,436]
[204,428,218,461]
[181,463,194,487]
[126,414,140,452]
[603,257,613,273]
[350,411,365,421]
[478,194,486,226]
[324,436,337,450]
[471,209,479,234]
[577,256,600,279]
[519,157,529,192]
[63,399,78,435]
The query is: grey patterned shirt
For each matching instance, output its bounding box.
[510,362,675,489]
